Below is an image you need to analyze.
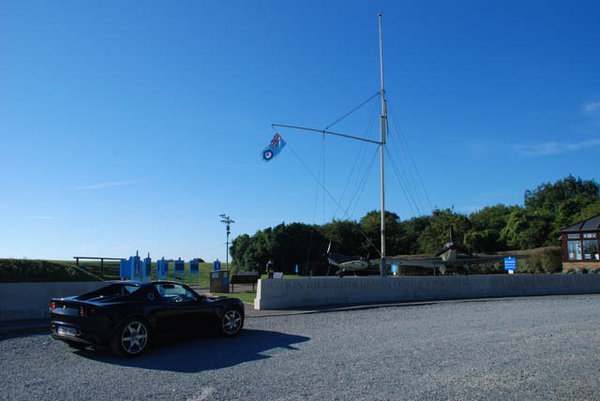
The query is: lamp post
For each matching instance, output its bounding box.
[219,214,235,271]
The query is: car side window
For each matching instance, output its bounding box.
[153,284,197,303]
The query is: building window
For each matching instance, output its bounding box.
[582,240,599,260]
[567,233,580,239]
[583,233,597,239]
[568,240,583,260]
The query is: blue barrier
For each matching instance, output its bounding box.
[189,260,199,285]
[119,252,141,280]
[174,258,185,283]
[120,259,132,280]
[131,251,142,280]
[142,254,152,282]
[157,257,170,281]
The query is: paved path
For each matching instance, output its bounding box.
[1,295,599,400]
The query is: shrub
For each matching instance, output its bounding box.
[540,247,563,274]
[0,259,101,282]
[517,247,562,274]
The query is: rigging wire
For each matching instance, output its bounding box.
[273,92,386,258]
[324,92,381,131]
[333,96,381,219]
[285,141,382,257]
[385,96,435,215]
[385,146,423,216]
[349,146,380,218]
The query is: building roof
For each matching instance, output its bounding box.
[558,214,600,233]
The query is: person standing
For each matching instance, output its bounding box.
[266,259,274,279]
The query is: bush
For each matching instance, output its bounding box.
[517,247,562,274]
[540,247,563,274]
[0,259,101,282]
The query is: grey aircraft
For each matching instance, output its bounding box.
[327,227,510,276]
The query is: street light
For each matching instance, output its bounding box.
[220,214,235,271]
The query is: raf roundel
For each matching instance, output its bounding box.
[263,149,274,161]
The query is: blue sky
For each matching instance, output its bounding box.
[1,0,599,262]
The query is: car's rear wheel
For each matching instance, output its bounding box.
[220,308,243,336]
[111,318,151,357]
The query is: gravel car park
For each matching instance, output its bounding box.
[2,295,599,401]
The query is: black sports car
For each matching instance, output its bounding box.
[50,281,244,356]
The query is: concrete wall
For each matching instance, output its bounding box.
[0,282,107,322]
[254,274,600,310]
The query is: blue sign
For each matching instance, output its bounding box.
[189,260,200,285]
[174,258,185,283]
[504,257,516,271]
[157,258,170,281]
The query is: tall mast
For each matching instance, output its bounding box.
[378,13,387,277]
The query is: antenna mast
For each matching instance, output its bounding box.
[378,13,387,277]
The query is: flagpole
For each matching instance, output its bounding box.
[270,15,390,274]
[378,13,387,277]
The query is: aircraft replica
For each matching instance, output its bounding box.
[327,227,510,276]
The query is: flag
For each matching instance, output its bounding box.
[261,133,286,162]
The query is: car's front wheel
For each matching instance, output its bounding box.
[111,318,151,357]
[220,308,243,336]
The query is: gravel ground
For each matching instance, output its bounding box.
[1,295,599,401]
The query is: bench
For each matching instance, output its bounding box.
[230,271,260,291]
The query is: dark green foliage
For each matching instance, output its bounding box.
[572,199,600,223]
[231,223,326,275]
[398,216,431,254]
[500,208,555,249]
[418,209,470,254]
[270,222,327,275]
[321,220,364,256]
[359,211,408,256]
[465,204,513,253]
[540,247,563,274]
[230,176,599,275]
[0,259,102,282]
[524,175,599,214]
[517,247,562,274]
[468,261,506,275]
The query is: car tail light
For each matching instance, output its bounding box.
[79,306,86,317]
[50,302,56,311]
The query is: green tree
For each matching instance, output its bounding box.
[269,222,326,275]
[321,219,364,256]
[359,210,408,257]
[524,175,599,214]
[500,208,554,249]
[418,209,470,254]
[465,204,514,253]
[555,194,599,229]
[572,199,600,223]
[230,233,251,270]
[398,215,431,254]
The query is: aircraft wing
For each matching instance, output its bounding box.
[380,257,441,269]
[443,254,506,267]
[383,254,508,269]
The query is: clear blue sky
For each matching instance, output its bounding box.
[1,1,599,262]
